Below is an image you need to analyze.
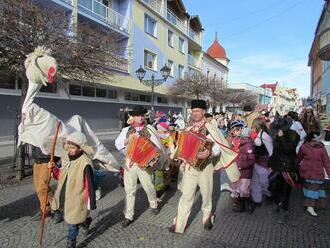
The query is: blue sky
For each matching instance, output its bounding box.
[183,0,324,97]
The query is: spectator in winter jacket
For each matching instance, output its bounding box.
[268,116,299,218]
[250,118,273,205]
[297,132,330,217]
[51,132,96,248]
[301,106,321,135]
[226,121,256,213]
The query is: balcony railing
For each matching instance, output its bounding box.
[59,0,72,4]
[58,0,130,34]
[188,54,200,68]
[319,28,330,60]
[166,9,186,33]
[142,0,161,14]
[188,28,201,45]
[139,0,201,46]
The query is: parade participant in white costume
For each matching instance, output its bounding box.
[170,100,240,234]
[115,106,166,227]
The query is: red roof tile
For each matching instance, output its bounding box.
[206,33,228,60]
[260,82,278,96]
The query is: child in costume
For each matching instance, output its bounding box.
[250,118,273,205]
[226,121,256,213]
[155,122,176,196]
[297,132,330,216]
[51,132,96,248]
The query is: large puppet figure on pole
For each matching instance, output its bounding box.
[19,46,119,246]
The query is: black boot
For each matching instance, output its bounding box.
[245,197,256,214]
[151,206,160,215]
[53,210,64,224]
[122,218,133,228]
[168,225,177,233]
[66,239,76,248]
[232,197,245,212]
[203,214,215,230]
[80,217,92,236]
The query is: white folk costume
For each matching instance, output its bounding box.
[171,100,240,234]
[115,107,166,223]
[18,47,118,172]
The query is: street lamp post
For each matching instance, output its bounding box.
[135,64,171,119]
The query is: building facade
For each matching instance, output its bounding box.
[260,82,299,115]
[202,34,229,112]
[0,0,204,137]
[309,0,330,116]
[202,34,229,87]
[230,83,272,108]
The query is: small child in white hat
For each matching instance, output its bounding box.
[51,131,95,248]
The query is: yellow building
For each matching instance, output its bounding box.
[0,0,204,134]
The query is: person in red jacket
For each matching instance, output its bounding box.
[297,131,330,217]
[226,121,256,213]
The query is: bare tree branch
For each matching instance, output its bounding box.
[0,0,130,83]
[170,72,209,99]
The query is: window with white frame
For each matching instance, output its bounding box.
[167,60,174,77]
[144,50,157,70]
[178,65,184,79]
[144,14,157,37]
[168,30,174,47]
[179,37,185,53]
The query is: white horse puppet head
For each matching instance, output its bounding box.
[22,46,58,114]
[25,46,58,85]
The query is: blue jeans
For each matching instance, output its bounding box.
[67,224,79,241]
[94,169,107,186]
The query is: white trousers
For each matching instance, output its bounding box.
[173,163,214,233]
[251,164,271,203]
[123,165,157,220]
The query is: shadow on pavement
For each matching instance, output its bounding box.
[78,199,125,248]
[79,186,152,247]
[0,192,39,222]
[98,172,123,199]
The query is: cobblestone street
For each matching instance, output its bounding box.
[0,169,330,248]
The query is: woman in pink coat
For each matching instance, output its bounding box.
[297,132,330,217]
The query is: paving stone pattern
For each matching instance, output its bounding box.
[0,139,329,247]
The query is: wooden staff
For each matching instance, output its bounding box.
[39,121,61,246]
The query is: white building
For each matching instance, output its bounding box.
[202,34,229,85]
[230,83,273,108]
[261,82,299,115]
